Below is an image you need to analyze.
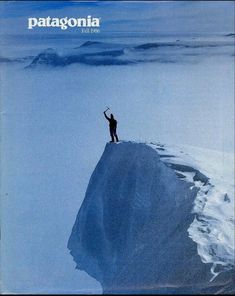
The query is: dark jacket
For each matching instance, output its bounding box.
[104,113,117,129]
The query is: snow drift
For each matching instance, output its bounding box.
[68,142,234,294]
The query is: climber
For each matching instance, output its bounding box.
[103,108,119,143]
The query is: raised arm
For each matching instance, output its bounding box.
[104,111,110,121]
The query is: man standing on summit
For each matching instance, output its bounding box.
[103,108,119,143]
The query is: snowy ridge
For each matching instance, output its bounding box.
[68,141,234,294]
[26,38,234,68]
[1,37,233,68]
[147,142,235,281]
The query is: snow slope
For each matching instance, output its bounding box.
[148,142,235,281]
[68,141,234,294]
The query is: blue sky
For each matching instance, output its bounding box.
[0,1,97,18]
[0,1,234,35]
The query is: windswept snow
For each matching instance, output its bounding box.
[68,141,235,294]
[148,142,235,281]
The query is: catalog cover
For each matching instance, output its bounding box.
[0,0,234,294]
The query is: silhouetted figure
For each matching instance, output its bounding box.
[104,109,119,143]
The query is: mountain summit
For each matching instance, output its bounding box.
[68,142,234,294]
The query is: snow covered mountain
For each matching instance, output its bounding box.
[68,141,234,294]
[18,36,234,68]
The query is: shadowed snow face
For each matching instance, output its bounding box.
[68,142,235,294]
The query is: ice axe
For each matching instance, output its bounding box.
[104,107,110,113]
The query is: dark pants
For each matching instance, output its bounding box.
[110,127,119,142]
